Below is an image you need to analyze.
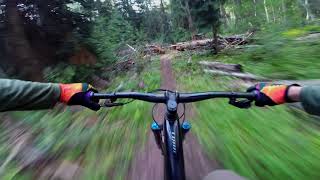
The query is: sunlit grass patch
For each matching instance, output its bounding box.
[283,25,320,38]
[282,29,308,38]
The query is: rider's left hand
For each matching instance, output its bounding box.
[59,83,100,111]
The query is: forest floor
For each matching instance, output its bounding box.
[127,53,220,180]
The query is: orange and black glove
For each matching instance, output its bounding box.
[247,83,300,107]
[59,83,100,111]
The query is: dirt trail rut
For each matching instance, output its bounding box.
[127,54,219,180]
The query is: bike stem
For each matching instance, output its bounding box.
[165,91,179,122]
[151,91,191,153]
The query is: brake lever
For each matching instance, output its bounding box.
[229,98,252,109]
[104,102,125,108]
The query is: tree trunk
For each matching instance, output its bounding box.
[253,0,257,17]
[233,0,242,26]
[183,0,197,39]
[4,0,43,80]
[220,4,229,28]
[160,0,168,37]
[281,0,287,23]
[271,4,276,23]
[304,0,315,20]
[263,0,270,23]
[213,26,219,54]
[204,69,266,80]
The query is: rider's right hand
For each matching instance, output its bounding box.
[247,83,300,107]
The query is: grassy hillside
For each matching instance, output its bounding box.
[173,26,320,179]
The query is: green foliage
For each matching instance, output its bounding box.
[170,0,225,40]
[282,25,320,38]
[191,0,224,31]
[44,63,95,83]
[174,56,320,180]
[170,0,188,29]
[171,27,192,42]
[221,0,310,34]
[0,59,161,179]
[88,10,137,64]
[211,26,320,79]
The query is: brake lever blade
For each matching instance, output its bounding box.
[104,102,125,108]
[229,98,252,109]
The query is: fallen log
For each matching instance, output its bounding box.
[199,61,243,72]
[144,44,165,55]
[170,39,213,51]
[204,69,266,80]
[171,32,254,51]
[296,33,320,42]
[235,45,261,49]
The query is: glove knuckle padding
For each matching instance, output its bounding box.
[60,83,100,111]
[247,83,288,107]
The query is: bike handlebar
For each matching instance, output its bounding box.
[92,91,257,104]
[178,92,256,103]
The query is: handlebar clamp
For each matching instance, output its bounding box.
[229,98,252,109]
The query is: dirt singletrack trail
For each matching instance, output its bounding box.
[127,54,219,180]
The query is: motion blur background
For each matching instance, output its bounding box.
[0,0,319,179]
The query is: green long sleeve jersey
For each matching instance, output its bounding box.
[0,79,60,112]
[301,86,320,116]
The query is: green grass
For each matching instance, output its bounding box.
[184,77,320,179]
[191,25,320,80]
[173,51,320,179]
[0,58,161,180]
[282,25,320,38]
[1,25,320,179]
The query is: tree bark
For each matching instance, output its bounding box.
[4,0,42,80]
[213,26,219,54]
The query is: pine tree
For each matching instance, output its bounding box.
[89,10,136,64]
[191,0,225,52]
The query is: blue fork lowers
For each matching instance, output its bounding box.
[151,121,191,154]
[151,121,163,152]
[181,121,191,139]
